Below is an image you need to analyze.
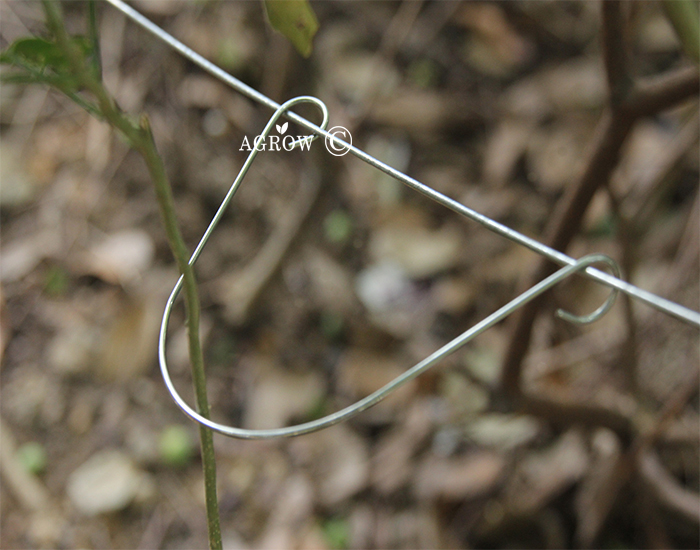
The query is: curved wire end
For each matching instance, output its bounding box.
[278,96,330,150]
[555,254,621,325]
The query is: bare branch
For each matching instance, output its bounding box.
[519,393,636,446]
[500,111,634,396]
[601,0,632,105]
[626,66,700,118]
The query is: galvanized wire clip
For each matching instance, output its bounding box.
[101,0,700,438]
[158,97,621,440]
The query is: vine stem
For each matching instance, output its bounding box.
[42,2,222,547]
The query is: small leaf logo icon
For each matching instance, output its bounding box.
[276,122,288,134]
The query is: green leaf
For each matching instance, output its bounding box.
[264,0,319,57]
[1,34,97,92]
[1,37,66,70]
[1,35,93,72]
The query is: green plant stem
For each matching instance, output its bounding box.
[663,0,700,64]
[42,2,222,548]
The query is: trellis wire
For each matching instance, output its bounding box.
[103,0,699,438]
[158,96,621,439]
[105,0,700,328]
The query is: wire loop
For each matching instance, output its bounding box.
[158,97,621,440]
[555,255,620,325]
[98,0,699,438]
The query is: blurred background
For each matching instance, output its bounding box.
[1,1,698,548]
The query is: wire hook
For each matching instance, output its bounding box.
[160,140,621,446]
[555,254,620,325]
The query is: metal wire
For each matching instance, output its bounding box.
[161,252,618,439]
[158,100,620,436]
[104,0,700,328]
[101,1,699,438]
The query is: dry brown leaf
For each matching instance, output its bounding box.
[575,429,626,547]
[369,89,480,135]
[83,230,155,286]
[368,206,464,279]
[482,119,536,187]
[464,414,540,450]
[432,276,476,315]
[327,54,400,105]
[414,451,505,500]
[374,508,443,550]
[257,474,315,550]
[48,320,99,376]
[132,0,187,16]
[336,348,416,415]
[456,3,534,77]
[370,224,463,280]
[0,141,39,208]
[0,232,58,283]
[527,120,595,192]
[303,247,355,315]
[371,400,435,494]
[244,368,324,431]
[502,57,606,118]
[635,11,681,53]
[66,450,154,516]
[97,293,161,381]
[614,120,681,199]
[289,424,369,506]
[504,430,589,515]
[541,58,606,112]
[177,74,225,109]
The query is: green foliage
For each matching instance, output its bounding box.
[321,517,350,550]
[159,424,195,468]
[1,35,95,86]
[0,33,101,117]
[264,0,319,57]
[6,2,221,546]
[17,442,48,475]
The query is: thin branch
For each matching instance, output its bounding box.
[626,66,700,118]
[499,9,699,402]
[518,393,636,446]
[605,186,639,391]
[601,1,633,105]
[500,110,634,396]
[637,369,700,450]
[41,2,222,548]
